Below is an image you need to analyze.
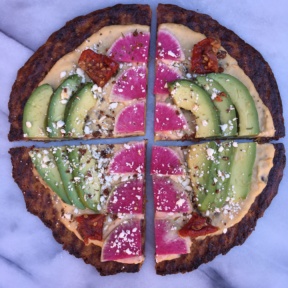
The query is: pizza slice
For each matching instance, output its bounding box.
[8,4,151,141]
[151,141,285,274]
[9,141,146,275]
[154,4,285,141]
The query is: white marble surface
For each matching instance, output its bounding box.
[1,0,288,287]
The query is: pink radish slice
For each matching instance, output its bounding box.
[154,102,187,132]
[155,218,190,256]
[114,102,145,135]
[107,32,150,63]
[156,29,184,61]
[102,219,142,262]
[153,176,192,213]
[108,142,145,174]
[154,62,182,95]
[110,66,147,101]
[151,146,184,176]
[107,179,144,214]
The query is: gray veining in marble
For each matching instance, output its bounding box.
[1,0,288,287]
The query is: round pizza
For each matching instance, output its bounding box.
[8,3,285,277]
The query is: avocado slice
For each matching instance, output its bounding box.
[228,142,256,200]
[65,82,97,138]
[53,147,85,210]
[188,141,219,210]
[68,146,101,212]
[29,149,71,204]
[213,141,236,208]
[195,76,237,137]
[47,75,82,138]
[207,73,260,137]
[168,80,221,138]
[23,84,53,139]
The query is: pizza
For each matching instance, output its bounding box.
[8,3,285,276]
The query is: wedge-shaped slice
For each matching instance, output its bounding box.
[22,84,53,139]
[107,179,144,214]
[65,82,97,138]
[207,73,260,137]
[155,217,191,262]
[196,76,237,136]
[153,176,192,213]
[47,75,82,138]
[169,80,221,138]
[29,148,71,204]
[101,218,143,263]
[150,141,285,275]
[108,142,145,174]
[151,146,184,176]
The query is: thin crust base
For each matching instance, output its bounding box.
[155,143,285,275]
[9,146,145,276]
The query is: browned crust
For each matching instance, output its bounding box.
[8,4,151,141]
[156,142,285,275]
[9,146,144,276]
[157,4,285,140]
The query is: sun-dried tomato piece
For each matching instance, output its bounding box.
[78,49,119,87]
[75,214,106,244]
[178,212,219,238]
[214,91,227,102]
[191,38,221,74]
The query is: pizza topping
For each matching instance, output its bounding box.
[151,146,184,176]
[191,38,221,74]
[75,214,106,244]
[154,102,188,132]
[110,65,147,101]
[114,102,145,135]
[107,31,150,63]
[78,49,119,87]
[156,29,185,61]
[178,212,219,238]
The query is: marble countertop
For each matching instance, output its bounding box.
[1,0,288,287]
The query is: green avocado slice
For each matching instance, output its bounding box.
[196,76,237,137]
[29,149,71,204]
[169,79,221,138]
[47,75,82,138]
[65,82,97,138]
[53,147,85,210]
[207,73,260,137]
[68,146,101,212]
[22,84,53,139]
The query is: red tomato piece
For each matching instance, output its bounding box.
[78,49,119,87]
[178,212,219,238]
[75,214,106,244]
[191,38,221,74]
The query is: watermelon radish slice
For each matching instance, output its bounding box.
[155,218,191,256]
[107,179,144,214]
[154,62,182,95]
[153,176,192,213]
[107,31,150,63]
[110,66,147,102]
[109,142,145,174]
[151,146,184,176]
[156,29,184,61]
[154,102,188,132]
[101,219,142,262]
[114,102,145,135]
